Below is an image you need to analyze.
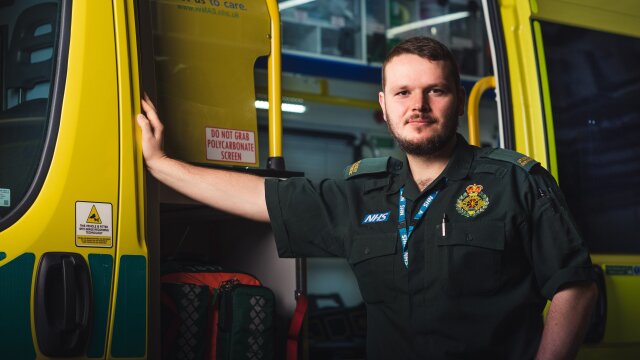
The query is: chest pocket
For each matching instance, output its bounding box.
[435,221,505,296]
[348,233,397,303]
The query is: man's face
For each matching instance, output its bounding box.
[379,54,465,156]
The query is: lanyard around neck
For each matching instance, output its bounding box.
[398,187,439,268]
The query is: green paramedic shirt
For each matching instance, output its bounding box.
[265,135,594,360]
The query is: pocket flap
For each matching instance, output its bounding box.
[349,233,397,264]
[436,222,505,251]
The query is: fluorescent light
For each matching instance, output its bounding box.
[255,100,269,110]
[279,0,316,11]
[255,100,307,114]
[282,103,306,113]
[386,11,470,39]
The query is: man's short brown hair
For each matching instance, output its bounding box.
[382,37,461,90]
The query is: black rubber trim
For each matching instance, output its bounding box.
[0,0,71,231]
[485,0,514,149]
[530,20,552,169]
[267,156,286,171]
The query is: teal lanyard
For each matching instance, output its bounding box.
[398,187,439,268]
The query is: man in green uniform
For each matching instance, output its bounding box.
[137,37,597,359]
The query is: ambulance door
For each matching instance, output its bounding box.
[138,0,301,356]
[107,0,149,358]
[484,0,640,357]
[0,0,146,358]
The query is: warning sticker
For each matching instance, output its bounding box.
[205,127,256,164]
[76,202,113,248]
[605,265,640,276]
[0,188,10,207]
[86,205,102,224]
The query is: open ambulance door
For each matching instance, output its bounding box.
[480,0,640,357]
[136,0,301,358]
[0,0,148,358]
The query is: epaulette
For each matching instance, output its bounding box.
[481,148,539,172]
[343,157,402,179]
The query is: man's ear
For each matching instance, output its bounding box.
[457,86,466,116]
[378,91,388,122]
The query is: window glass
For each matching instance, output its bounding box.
[387,0,498,147]
[0,0,60,219]
[279,0,364,61]
[388,0,492,78]
[540,21,640,253]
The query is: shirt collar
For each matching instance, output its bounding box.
[442,134,475,181]
[387,134,475,199]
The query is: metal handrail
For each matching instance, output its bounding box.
[467,76,496,146]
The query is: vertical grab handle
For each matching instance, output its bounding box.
[265,0,285,171]
[35,252,92,356]
[467,76,496,146]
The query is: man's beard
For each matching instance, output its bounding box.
[387,114,459,156]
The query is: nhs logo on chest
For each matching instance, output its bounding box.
[362,211,391,224]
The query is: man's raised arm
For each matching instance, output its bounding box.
[136,96,270,222]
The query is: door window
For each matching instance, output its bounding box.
[0,0,61,224]
[539,21,640,253]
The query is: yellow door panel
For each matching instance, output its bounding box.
[494,0,640,356]
[1,0,122,357]
[150,0,272,168]
[106,0,148,358]
[533,0,640,38]
[496,0,549,168]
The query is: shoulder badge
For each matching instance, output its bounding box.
[343,157,401,179]
[456,184,490,218]
[482,148,539,172]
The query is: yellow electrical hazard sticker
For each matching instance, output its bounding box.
[76,201,113,248]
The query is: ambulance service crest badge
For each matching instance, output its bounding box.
[456,184,489,218]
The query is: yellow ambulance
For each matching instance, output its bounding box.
[1,0,638,359]
[0,0,291,358]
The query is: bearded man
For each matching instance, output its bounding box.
[137,37,597,360]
